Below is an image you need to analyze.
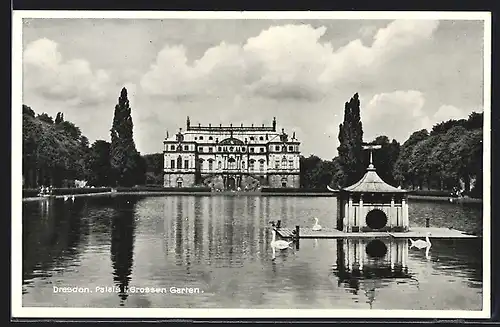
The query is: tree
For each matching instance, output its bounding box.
[336,93,364,187]
[55,112,64,124]
[23,105,35,118]
[142,153,164,185]
[110,87,145,186]
[370,136,400,186]
[37,113,54,124]
[393,129,429,189]
[85,140,112,186]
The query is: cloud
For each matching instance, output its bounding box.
[23,38,112,106]
[140,20,440,101]
[433,104,466,123]
[363,90,471,143]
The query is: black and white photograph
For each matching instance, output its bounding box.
[12,11,491,319]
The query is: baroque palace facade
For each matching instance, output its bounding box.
[163,117,300,190]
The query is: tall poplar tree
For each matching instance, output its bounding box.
[110,87,144,187]
[336,93,364,187]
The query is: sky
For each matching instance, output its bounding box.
[21,16,485,159]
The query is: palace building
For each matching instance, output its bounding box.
[163,117,301,190]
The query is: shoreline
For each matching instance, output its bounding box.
[22,190,482,203]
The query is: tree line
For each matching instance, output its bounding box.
[23,87,146,188]
[23,89,483,198]
[300,93,483,198]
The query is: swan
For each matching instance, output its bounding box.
[409,232,432,249]
[271,230,293,250]
[63,195,69,201]
[71,195,75,201]
[425,245,431,260]
[312,217,322,231]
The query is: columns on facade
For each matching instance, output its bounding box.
[358,194,364,228]
[390,196,395,228]
[402,195,409,229]
[348,195,353,232]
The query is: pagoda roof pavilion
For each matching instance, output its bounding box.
[342,163,407,194]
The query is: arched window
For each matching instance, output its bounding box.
[199,158,204,170]
[209,136,213,140]
[281,177,287,188]
[242,161,246,169]
[199,136,204,140]
[177,156,182,169]
[228,157,236,170]
[208,159,214,171]
[176,177,183,188]
[218,161,222,169]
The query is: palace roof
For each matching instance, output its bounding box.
[218,137,245,145]
[342,164,407,193]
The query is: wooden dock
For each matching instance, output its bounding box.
[275,226,478,239]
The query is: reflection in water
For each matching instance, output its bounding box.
[23,198,89,288]
[334,238,413,308]
[110,197,137,306]
[22,195,483,309]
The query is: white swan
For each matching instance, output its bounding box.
[271,230,293,250]
[71,195,75,201]
[326,185,337,192]
[312,217,322,231]
[63,195,69,201]
[409,232,432,249]
[425,245,431,260]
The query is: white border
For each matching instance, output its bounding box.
[12,10,492,319]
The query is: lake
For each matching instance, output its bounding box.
[21,195,483,310]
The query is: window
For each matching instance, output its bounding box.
[259,136,264,141]
[184,145,189,151]
[194,137,197,140]
[199,136,204,140]
[184,160,189,169]
[250,136,255,141]
[177,177,183,188]
[276,145,281,151]
[218,147,222,152]
[289,160,294,169]
[242,147,246,152]
[275,162,279,169]
[170,160,175,169]
[218,161,222,169]
[260,148,265,153]
[250,148,254,153]
[242,161,245,169]
[209,136,213,140]
[281,157,287,170]
[199,147,203,152]
[208,160,213,171]
[249,160,255,171]
[177,156,182,169]
[170,145,175,151]
[229,146,234,152]
[209,147,213,153]
[259,160,265,171]
[289,146,293,152]
[228,158,236,170]
[199,159,204,170]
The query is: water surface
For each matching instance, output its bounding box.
[22,195,483,310]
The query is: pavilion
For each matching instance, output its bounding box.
[336,145,409,233]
